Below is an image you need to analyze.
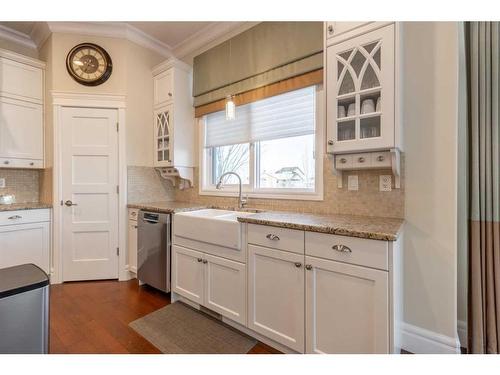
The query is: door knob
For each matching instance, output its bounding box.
[64,200,78,207]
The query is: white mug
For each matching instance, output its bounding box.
[361,99,375,114]
[347,103,356,117]
[337,105,346,118]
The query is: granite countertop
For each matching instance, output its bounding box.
[237,211,404,241]
[127,201,208,214]
[0,202,53,212]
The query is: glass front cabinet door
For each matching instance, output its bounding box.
[154,105,173,167]
[327,24,395,153]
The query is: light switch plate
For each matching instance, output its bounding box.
[347,175,359,191]
[379,175,392,191]
[0,178,5,188]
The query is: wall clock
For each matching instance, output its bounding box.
[66,43,113,86]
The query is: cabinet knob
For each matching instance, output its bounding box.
[327,25,334,34]
[266,234,280,241]
[134,225,138,229]
[332,244,352,253]
[305,264,313,271]
[358,157,365,163]
[168,92,172,97]
[197,258,203,263]
[327,140,334,146]
[202,259,208,264]
[377,155,385,162]
[4,160,9,165]
[340,158,347,164]
[294,262,302,268]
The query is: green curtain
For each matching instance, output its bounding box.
[466,21,500,354]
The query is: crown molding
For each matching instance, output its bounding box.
[30,22,51,49]
[172,21,260,59]
[0,24,37,50]
[36,22,173,58]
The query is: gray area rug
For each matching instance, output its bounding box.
[129,302,256,354]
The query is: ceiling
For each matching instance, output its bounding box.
[0,21,36,35]
[0,21,242,52]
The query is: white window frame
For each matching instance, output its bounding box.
[199,85,324,201]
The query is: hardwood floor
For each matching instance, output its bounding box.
[49,279,280,354]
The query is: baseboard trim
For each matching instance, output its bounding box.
[401,322,461,354]
[457,320,467,349]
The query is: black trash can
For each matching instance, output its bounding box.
[0,264,49,353]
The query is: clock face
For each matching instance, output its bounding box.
[66,43,112,86]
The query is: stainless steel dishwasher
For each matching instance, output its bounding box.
[137,211,171,293]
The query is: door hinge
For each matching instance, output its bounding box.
[116,185,119,194]
[116,122,119,132]
[116,247,120,256]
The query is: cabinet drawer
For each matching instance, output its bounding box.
[128,208,139,221]
[371,151,391,168]
[351,153,372,169]
[0,158,43,169]
[305,232,388,270]
[335,154,353,169]
[248,224,304,254]
[0,209,51,226]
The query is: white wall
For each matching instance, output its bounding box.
[402,22,460,353]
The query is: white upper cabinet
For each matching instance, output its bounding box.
[152,58,194,168]
[325,22,373,40]
[326,23,400,154]
[0,49,45,168]
[153,69,174,107]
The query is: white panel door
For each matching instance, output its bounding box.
[0,222,50,273]
[172,245,204,304]
[248,244,305,352]
[61,107,119,281]
[305,256,389,354]
[0,97,43,160]
[204,253,246,325]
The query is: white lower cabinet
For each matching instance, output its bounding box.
[0,209,51,274]
[127,221,138,273]
[247,244,305,352]
[305,256,389,354]
[172,245,247,325]
[172,245,205,304]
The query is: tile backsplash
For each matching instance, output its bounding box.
[0,168,40,203]
[175,155,405,219]
[127,166,175,203]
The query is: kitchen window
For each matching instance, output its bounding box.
[200,85,324,200]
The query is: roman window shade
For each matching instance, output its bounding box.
[204,86,315,148]
[193,22,323,109]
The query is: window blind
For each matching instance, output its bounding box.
[205,86,315,148]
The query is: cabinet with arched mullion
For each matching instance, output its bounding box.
[327,24,396,153]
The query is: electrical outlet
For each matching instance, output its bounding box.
[347,175,359,191]
[379,175,392,191]
[0,178,5,188]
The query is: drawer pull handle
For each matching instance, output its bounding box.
[294,262,302,268]
[340,158,347,164]
[305,264,313,271]
[327,140,334,145]
[133,225,138,229]
[8,215,22,220]
[202,259,208,264]
[332,244,352,253]
[358,157,365,163]
[328,25,334,33]
[266,234,280,241]
[197,258,203,263]
[30,162,34,166]
[4,160,9,165]
[377,155,385,162]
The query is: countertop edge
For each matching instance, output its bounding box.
[0,204,53,212]
[237,217,402,241]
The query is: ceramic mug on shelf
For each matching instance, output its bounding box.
[337,105,346,118]
[347,103,356,117]
[361,99,375,114]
